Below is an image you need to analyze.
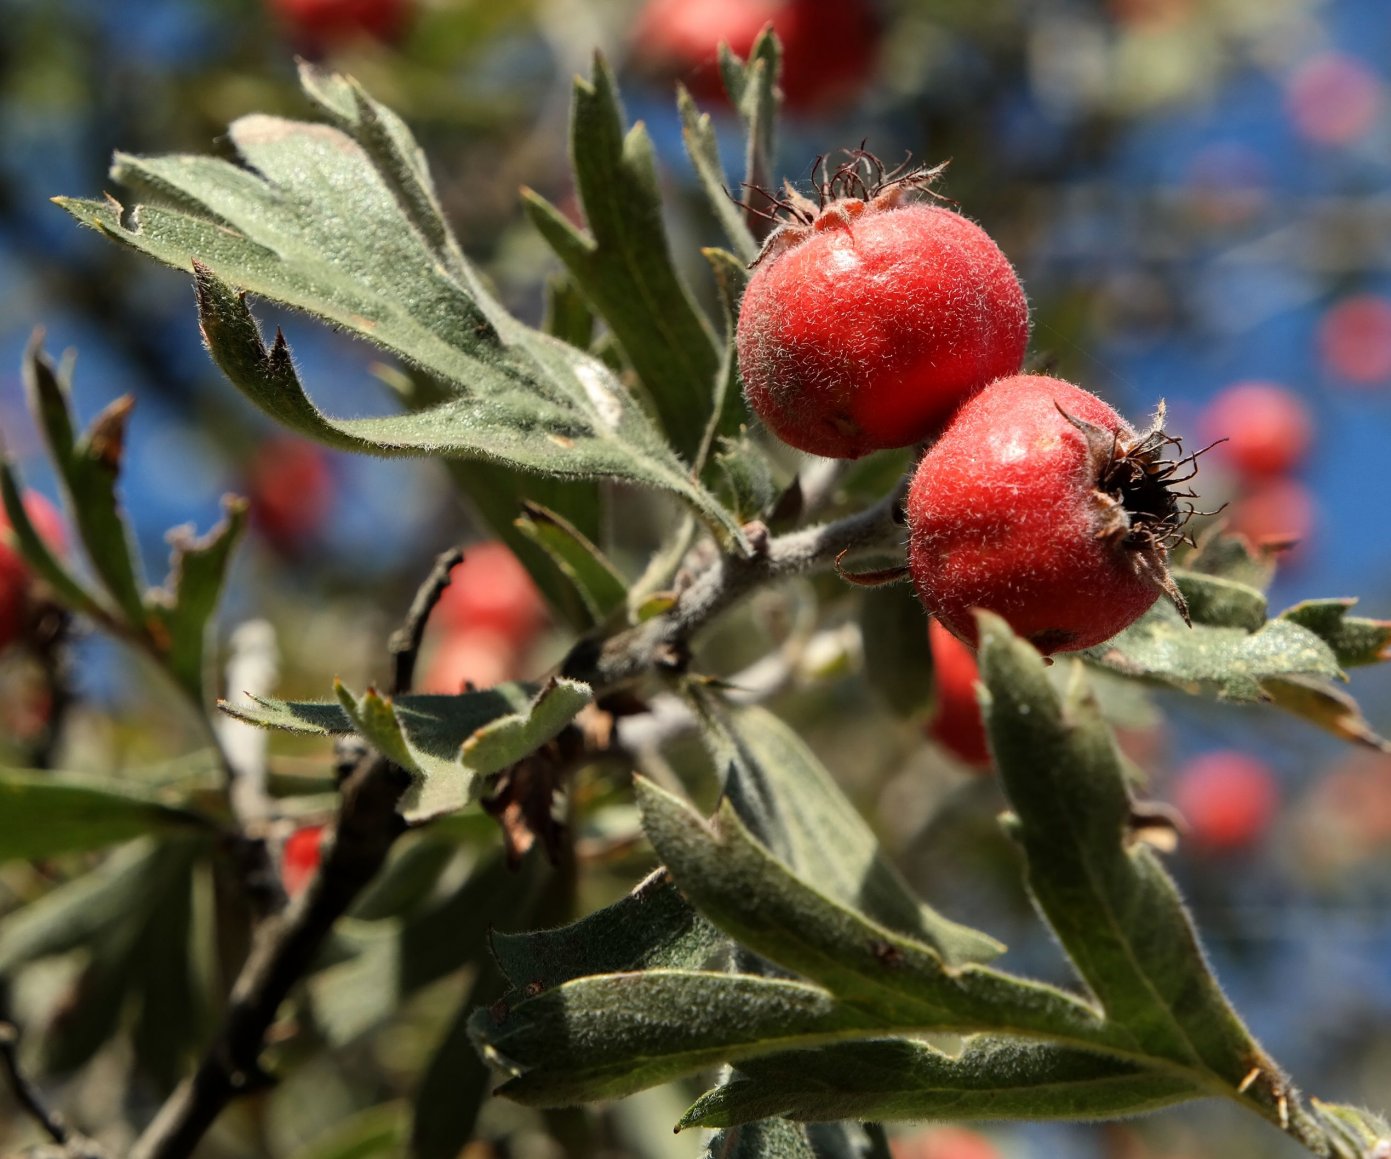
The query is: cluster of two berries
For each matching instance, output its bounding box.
[737,160,1191,665]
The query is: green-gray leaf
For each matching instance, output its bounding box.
[223,679,593,821]
[680,1037,1199,1129]
[523,55,721,464]
[0,770,213,863]
[978,614,1291,1124]
[688,692,1002,965]
[58,68,746,551]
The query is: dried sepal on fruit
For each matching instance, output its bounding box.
[736,151,1030,459]
[906,375,1202,655]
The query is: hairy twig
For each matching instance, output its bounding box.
[563,481,906,692]
[0,1020,105,1157]
[130,549,467,1159]
[388,545,466,696]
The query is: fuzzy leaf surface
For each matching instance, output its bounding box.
[514,501,627,626]
[680,1038,1200,1129]
[58,67,745,548]
[491,867,726,993]
[689,693,1002,966]
[473,969,884,1106]
[978,615,1293,1127]
[1280,599,1391,668]
[636,778,1119,1048]
[522,55,720,464]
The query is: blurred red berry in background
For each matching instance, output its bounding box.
[247,437,335,556]
[282,824,326,897]
[1200,380,1312,481]
[1171,750,1279,852]
[270,0,411,49]
[1318,295,1391,385]
[632,0,879,112]
[1285,52,1383,146]
[1226,476,1315,559]
[430,541,547,649]
[418,625,519,694]
[925,619,991,770]
[0,491,67,651]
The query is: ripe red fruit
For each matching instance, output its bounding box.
[0,491,67,651]
[282,824,326,897]
[1200,381,1312,480]
[737,156,1030,459]
[247,437,335,555]
[907,375,1191,655]
[632,0,878,113]
[430,542,546,650]
[1170,751,1279,852]
[270,0,410,48]
[925,620,991,769]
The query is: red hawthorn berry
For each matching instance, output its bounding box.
[430,542,546,650]
[247,437,335,555]
[1170,751,1279,852]
[632,0,878,113]
[270,0,410,49]
[925,619,991,769]
[736,154,1030,459]
[282,824,326,896]
[0,492,67,652]
[906,375,1192,655]
[1200,380,1312,480]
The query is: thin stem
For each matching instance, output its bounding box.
[388,545,465,696]
[563,480,907,692]
[0,1019,106,1157]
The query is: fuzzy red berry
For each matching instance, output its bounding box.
[906,375,1191,655]
[282,824,326,897]
[632,0,878,113]
[925,619,991,769]
[737,156,1029,459]
[0,491,67,652]
[1170,751,1278,852]
[1200,380,1312,480]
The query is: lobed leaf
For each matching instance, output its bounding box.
[58,68,747,550]
[977,614,1292,1124]
[687,692,1003,966]
[23,344,146,625]
[1280,599,1391,668]
[636,777,1120,1049]
[473,969,883,1106]
[224,679,592,821]
[491,867,726,993]
[522,54,722,465]
[680,1037,1200,1129]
